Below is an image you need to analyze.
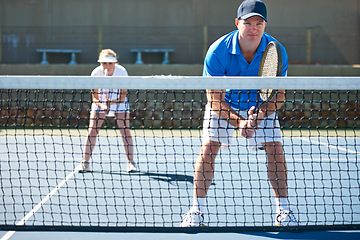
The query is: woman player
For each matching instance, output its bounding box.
[81,49,137,173]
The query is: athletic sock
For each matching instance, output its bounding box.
[191,197,206,213]
[275,197,290,213]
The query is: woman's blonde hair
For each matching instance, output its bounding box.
[98,49,118,60]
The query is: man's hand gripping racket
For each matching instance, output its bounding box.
[241,41,282,138]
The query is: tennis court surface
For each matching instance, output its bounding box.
[1,76,360,239]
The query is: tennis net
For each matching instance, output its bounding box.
[0,76,359,232]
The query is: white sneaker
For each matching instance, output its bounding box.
[81,161,91,172]
[180,210,205,227]
[275,210,299,226]
[127,161,137,173]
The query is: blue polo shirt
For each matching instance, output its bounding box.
[203,30,288,111]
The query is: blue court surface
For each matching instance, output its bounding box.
[0,129,359,239]
[1,230,360,240]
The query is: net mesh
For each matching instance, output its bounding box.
[0,76,359,232]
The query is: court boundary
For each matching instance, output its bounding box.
[1,224,360,233]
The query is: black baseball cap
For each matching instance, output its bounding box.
[237,0,267,22]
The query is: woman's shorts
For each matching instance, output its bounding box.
[91,101,129,114]
[202,104,282,150]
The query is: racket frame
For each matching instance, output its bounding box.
[259,41,282,77]
[257,41,283,110]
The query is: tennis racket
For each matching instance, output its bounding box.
[257,41,282,109]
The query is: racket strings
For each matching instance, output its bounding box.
[261,45,278,77]
[259,44,279,102]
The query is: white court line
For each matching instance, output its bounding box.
[300,137,360,155]
[287,158,357,162]
[0,163,83,240]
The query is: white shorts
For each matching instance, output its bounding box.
[202,104,282,150]
[91,100,130,114]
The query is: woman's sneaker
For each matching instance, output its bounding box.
[180,210,205,227]
[80,161,91,172]
[275,210,299,226]
[127,161,137,173]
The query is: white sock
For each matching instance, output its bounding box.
[275,197,290,213]
[191,197,206,213]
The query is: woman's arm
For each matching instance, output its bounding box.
[92,89,108,111]
[108,89,127,105]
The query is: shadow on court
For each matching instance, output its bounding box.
[87,170,204,185]
[86,170,216,186]
[247,230,360,240]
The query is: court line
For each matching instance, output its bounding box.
[0,163,82,240]
[301,137,360,155]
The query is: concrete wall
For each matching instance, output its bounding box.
[2,0,358,29]
[1,0,359,64]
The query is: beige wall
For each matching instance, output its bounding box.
[0,0,359,64]
[2,0,359,28]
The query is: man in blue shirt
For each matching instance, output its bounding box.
[181,0,298,227]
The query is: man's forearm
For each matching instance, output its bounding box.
[259,90,285,117]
